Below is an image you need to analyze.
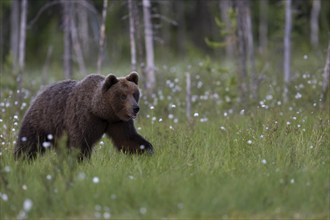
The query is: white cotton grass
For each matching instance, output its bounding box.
[17,199,33,220]
[92,177,100,184]
[47,134,53,140]
[23,199,33,211]
[139,207,147,215]
[42,141,51,148]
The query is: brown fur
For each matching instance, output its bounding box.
[14,72,153,160]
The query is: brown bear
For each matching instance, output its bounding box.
[14,72,153,160]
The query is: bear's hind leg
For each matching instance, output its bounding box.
[15,134,39,160]
[15,129,51,160]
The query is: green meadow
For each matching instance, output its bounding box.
[1,59,329,219]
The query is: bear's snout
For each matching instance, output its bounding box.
[133,105,140,114]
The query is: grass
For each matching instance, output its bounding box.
[0,59,329,219]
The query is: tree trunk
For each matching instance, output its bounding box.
[18,0,28,97]
[42,46,53,84]
[10,0,20,72]
[78,0,90,57]
[310,0,320,49]
[283,0,292,103]
[128,0,137,71]
[236,0,249,105]
[219,0,234,59]
[186,73,191,122]
[245,0,257,100]
[321,40,330,106]
[97,0,108,74]
[132,0,144,75]
[176,1,186,56]
[143,0,156,91]
[61,0,73,79]
[71,7,86,75]
[259,0,268,54]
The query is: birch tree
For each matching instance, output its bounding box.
[143,0,156,91]
[236,0,257,104]
[219,0,234,59]
[283,0,292,103]
[310,0,320,49]
[97,0,108,74]
[10,0,20,72]
[78,0,90,57]
[245,0,257,100]
[128,0,137,71]
[18,0,28,96]
[321,40,330,106]
[71,11,86,75]
[236,0,248,105]
[132,0,144,74]
[259,0,268,53]
[61,0,73,79]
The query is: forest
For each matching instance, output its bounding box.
[0,0,330,219]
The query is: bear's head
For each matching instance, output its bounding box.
[100,71,141,121]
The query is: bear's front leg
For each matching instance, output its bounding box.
[106,120,154,154]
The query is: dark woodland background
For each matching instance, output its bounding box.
[0,0,329,105]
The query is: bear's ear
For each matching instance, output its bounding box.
[102,74,118,92]
[126,71,139,85]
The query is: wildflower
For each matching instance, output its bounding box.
[193,112,199,117]
[77,172,86,180]
[4,166,10,173]
[139,207,147,215]
[177,203,184,209]
[261,159,267,165]
[295,93,302,99]
[103,211,111,219]
[92,177,100,184]
[1,193,8,201]
[23,199,33,212]
[266,95,273,100]
[47,134,53,140]
[42,142,51,148]
[200,117,208,123]
[247,140,252,145]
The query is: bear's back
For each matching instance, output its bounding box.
[23,80,77,135]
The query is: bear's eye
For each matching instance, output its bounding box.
[120,94,127,100]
